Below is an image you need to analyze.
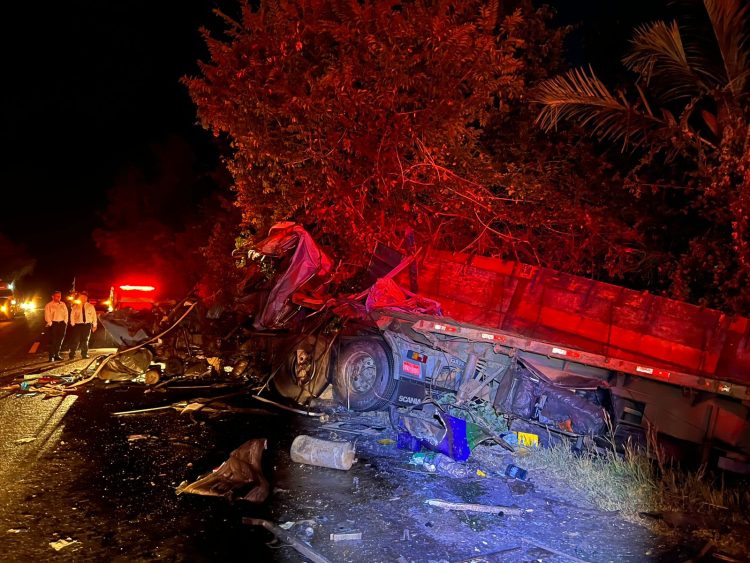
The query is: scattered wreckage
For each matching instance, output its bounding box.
[8,222,749,473]
[226,222,749,471]
[3,223,748,563]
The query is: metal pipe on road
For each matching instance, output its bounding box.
[242,518,332,563]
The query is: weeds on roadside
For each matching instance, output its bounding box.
[521,416,750,523]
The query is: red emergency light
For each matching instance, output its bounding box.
[114,282,158,311]
[119,285,156,291]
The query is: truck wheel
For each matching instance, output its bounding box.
[272,335,332,405]
[333,339,396,411]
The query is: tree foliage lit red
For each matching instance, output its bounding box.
[536,0,750,313]
[185,0,646,290]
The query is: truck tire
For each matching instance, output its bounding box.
[333,339,396,411]
[272,335,332,405]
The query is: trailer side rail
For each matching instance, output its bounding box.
[408,318,750,401]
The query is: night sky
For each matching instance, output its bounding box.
[1,0,665,298]
[1,2,227,295]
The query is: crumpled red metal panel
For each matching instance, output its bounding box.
[252,223,334,329]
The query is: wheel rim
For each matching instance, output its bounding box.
[344,351,378,393]
[292,346,312,383]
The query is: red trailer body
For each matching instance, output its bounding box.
[388,249,750,468]
[401,249,750,396]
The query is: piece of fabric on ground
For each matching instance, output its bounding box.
[176,438,269,502]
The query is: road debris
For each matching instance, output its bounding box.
[112,404,174,416]
[320,419,388,436]
[330,531,362,541]
[410,452,471,478]
[13,437,36,444]
[393,407,495,461]
[424,499,523,516]
[290,435,356,470]
[523,538,591,563]
[243,518,332,563]
[49,538,79,551]
[176,438,269,502]
[504,464,528,480]
[251,394,324,416]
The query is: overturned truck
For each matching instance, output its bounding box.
[240,223,750,471]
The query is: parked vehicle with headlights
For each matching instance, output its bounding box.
[0,281,19,320]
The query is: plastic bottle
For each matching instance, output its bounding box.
[433,453,472,479]
[504,464,528,480]
[410,452,471,478]
[290,435,356,470]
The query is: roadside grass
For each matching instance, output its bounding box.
[520,437,655,515]
[520,436,750,556]
[435,396,749,541]
[520,425,750,524]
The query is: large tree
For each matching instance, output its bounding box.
[187,0,522,268]
[535,0,750,313]
[186,0,647,285]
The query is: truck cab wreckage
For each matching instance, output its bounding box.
[92,222,750,472]
[184,222,746,471]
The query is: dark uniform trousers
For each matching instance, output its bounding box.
[70,323,93,358]
[48,321,67,360]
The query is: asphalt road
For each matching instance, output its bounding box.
[0,310,277,561]
[0,308,114,371]
[0,310,45,372]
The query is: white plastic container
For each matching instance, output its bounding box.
[290,435,356,470]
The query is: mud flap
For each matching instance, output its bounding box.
[396,378,425,407]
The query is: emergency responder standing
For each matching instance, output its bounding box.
[69,290,97,359]
[44,290,68,361]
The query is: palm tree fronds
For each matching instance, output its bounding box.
[703,0,750,95]
[623,21,708,101]
[534,67,663,150]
